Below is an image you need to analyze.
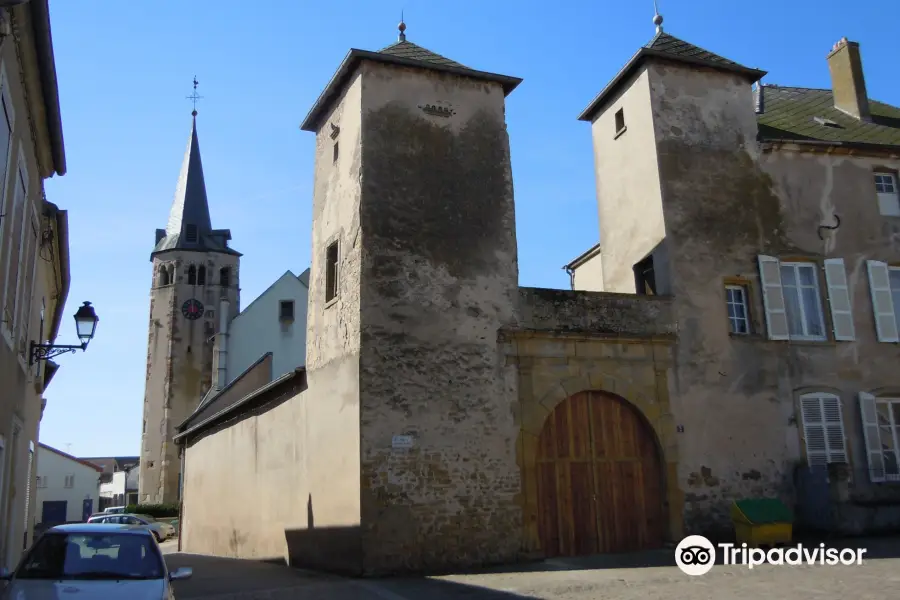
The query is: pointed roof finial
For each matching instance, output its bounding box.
[187,76,202,117]
[398,11,406,42]
[653,0,664,34]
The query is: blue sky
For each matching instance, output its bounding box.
[39,0,898,456]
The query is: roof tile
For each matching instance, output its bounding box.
[756,85,900,148]
[378,40,470,70]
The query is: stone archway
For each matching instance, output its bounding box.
[535,390,665,557]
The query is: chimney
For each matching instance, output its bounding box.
[211,295,229,390]
[827,37,870,120]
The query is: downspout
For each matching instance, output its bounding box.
[212,295,229,390]
[563,265,575,290]
[177,445,184,552]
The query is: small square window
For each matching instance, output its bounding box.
[614,108,625,135]
[279,300,295,321]
[875,172,900,217]
[325,241,339,304]
[333,142,339,164]
[725,284,751,334]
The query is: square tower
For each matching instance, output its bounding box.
[300,26,523,573]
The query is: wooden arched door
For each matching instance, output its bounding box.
[535,391,664,557]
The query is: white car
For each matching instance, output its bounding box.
[0,523,192,599]
[87,514,176,543]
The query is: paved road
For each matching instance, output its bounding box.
[164,538,900,599]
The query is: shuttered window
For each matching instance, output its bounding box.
[800,393,847,467]
[858,392,900,483]
[866,261,899,342]
[758,256,827,341]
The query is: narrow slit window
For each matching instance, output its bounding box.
[614,108,625,134]
[187,265,196,285]
[220,267,230,287]
[325,241,339,303]
[333,142,339,164]
[197,265,206,285]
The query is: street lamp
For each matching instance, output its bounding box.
[30,301,99,365]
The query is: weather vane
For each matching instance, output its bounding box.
[187,76,203,116]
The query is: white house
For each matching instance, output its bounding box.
[34,443,102,526]
[224,268,309,383]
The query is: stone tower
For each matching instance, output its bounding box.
[299,23,524,572]
[139,112,241,504]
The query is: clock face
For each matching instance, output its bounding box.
[182,299,204,320]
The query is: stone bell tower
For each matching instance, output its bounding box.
[138,104,241,505]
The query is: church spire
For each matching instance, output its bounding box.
[164,112,212,241]
[153,79,237,256]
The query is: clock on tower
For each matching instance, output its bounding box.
[182,298,204,320]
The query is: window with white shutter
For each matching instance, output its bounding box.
[758,256,827,341]
[758,255,789,340]
[858,392,900,483]
[823,258,855,341]
[866,261,899,342]
[799,392,847,467]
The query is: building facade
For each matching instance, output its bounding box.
[174,21,900,576]
[223,269,309,386]
[34,443,101,527]
[138,112,241,505]
[176,24,678,574]
[0,0,70,570]
[567,28,900,536]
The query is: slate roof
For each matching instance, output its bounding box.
[152,116,239,257]
[299,35,522,132]
[578,31,766,122]
[378,40,470,69]
[756,85,900,148]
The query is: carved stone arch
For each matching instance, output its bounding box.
[518,366,682,557]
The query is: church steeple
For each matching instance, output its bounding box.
[164,115,212,240]
[153,105,238,257]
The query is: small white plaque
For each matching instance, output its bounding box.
[392,435,414,449]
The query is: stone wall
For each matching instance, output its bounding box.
[356,60,522,575]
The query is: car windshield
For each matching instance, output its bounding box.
[15,532,164,580]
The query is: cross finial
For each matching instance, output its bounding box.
[187,76,203,117]
[398,11,406,42]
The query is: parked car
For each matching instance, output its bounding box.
[87,514,175,543]
[0,523,192,599]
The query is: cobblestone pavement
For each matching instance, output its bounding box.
[165,538,900,599]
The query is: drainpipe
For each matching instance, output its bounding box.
[211,296,229,390]
[563,265,575,290]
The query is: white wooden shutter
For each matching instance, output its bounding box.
[858,391,885,482]
[821,394,847,463]
[866,260,899,342]
[757,255,789,340]
[823,258,855,341]
[800,394,828,466]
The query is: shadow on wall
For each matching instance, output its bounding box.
[283,493,362,575]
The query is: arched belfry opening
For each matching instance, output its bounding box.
[187,265,197,285]
[158,265,170,286]
[198,265,206,285]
